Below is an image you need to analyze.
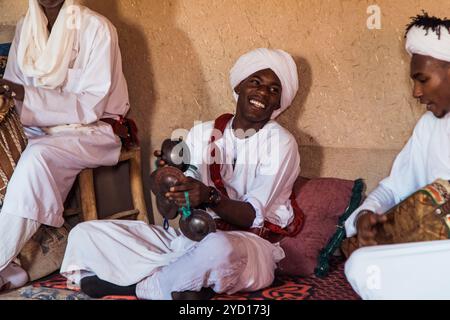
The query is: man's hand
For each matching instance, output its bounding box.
[0,79,24,102]
[153,150,167,168]
[356,210,387,247]
[165,177,210,208]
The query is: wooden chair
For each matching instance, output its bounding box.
[63,146,149,223]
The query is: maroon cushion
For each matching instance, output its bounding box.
[277,177,356,277]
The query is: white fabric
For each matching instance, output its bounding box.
[184,116,301,228]
[61,221,284,300]
[17,0,77,89]
[0,6,126,228]
[0,213,40,272]
[61,117,298,299]
[1,122,121,227]
[345,240,450,300]
[229,48,299,119]
[406,25,450,63]
[345,111,450,237]
[5,6,130,126]
[0,263,29,291]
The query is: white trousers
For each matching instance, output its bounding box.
[0,213,40,272]
[345,240,450,300]
[61,220,285,300]
[0,122,120,272]
[1,122,121,227]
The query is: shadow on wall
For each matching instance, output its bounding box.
[82,0,156,222]
[83,0,212,225]
[277,56,323,178]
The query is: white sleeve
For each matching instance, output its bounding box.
[344,184,396,237]
[6,23,116,127]
[242,137,301,228]
[344,118,428,238]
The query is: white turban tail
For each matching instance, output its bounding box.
[229,48,299,119]
[406,25,450,62]
[17,0,78,89]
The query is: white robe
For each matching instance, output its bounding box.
[344,111,450,299]
[2,7,128,228]
[61,118,301,299]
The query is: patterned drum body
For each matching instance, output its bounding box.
[342,179,450,258]
[375,180,450,244]
[0,96,27,204]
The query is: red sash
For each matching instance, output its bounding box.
[209,113,304,243]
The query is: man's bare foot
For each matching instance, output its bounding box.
[0,263,28,292]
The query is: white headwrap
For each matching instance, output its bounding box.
[230,48,299,119]
[17,0,78,89]
[406,25,450,62]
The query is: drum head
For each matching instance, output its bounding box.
[179,209,216,242]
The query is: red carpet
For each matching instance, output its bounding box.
[32,257,359,300]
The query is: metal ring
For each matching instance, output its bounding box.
[2,84,10,92]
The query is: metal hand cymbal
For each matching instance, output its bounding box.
[149,166,187,195]
[161,138,191,172]
[179,209,217,242]
[155,194,179,220]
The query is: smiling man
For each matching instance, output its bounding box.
[344,13,450,299]
[60,48,302,300]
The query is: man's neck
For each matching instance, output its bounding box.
[231,116,269,138]
[42,4,64,33]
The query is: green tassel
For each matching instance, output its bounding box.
[314,179,365,278]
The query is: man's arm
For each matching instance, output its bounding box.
[167,132,301,229]
[167,178,256,228]
[5,20,122,127]
[346,115,430,245]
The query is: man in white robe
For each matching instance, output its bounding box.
[60,48,301,300]
[344,13,450,300]
[0,0,129,290]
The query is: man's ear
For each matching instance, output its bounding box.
[234,79,246,95]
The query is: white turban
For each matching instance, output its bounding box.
[230,48,299,119]
[406,25,450,62]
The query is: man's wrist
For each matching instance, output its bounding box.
[206,186,222,208]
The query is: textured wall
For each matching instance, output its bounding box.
[2,0,449,223]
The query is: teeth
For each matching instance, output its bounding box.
[250,99,266,109]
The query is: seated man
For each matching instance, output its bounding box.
[344,13,450,300]
[0,0,129,290]
[60,48,301,300]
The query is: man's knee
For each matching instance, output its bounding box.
[198,232,246,267]
[20,144,51,165]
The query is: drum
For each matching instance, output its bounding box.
[0,95,27,205]
[342,179,450,257]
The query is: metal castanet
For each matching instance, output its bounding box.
[160,138,190,172]
[179,209,217,242]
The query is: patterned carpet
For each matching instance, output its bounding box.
[0,257,359,301]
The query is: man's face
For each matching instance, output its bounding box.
[38,0,65,9]
[234,69,282,123]
[410,54,450,118]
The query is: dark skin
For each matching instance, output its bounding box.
[158,69,282,229]
[0,0,65,101]
[357,54,450,247]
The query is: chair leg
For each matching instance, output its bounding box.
[129,148,149,223]
[79,168,98,221]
